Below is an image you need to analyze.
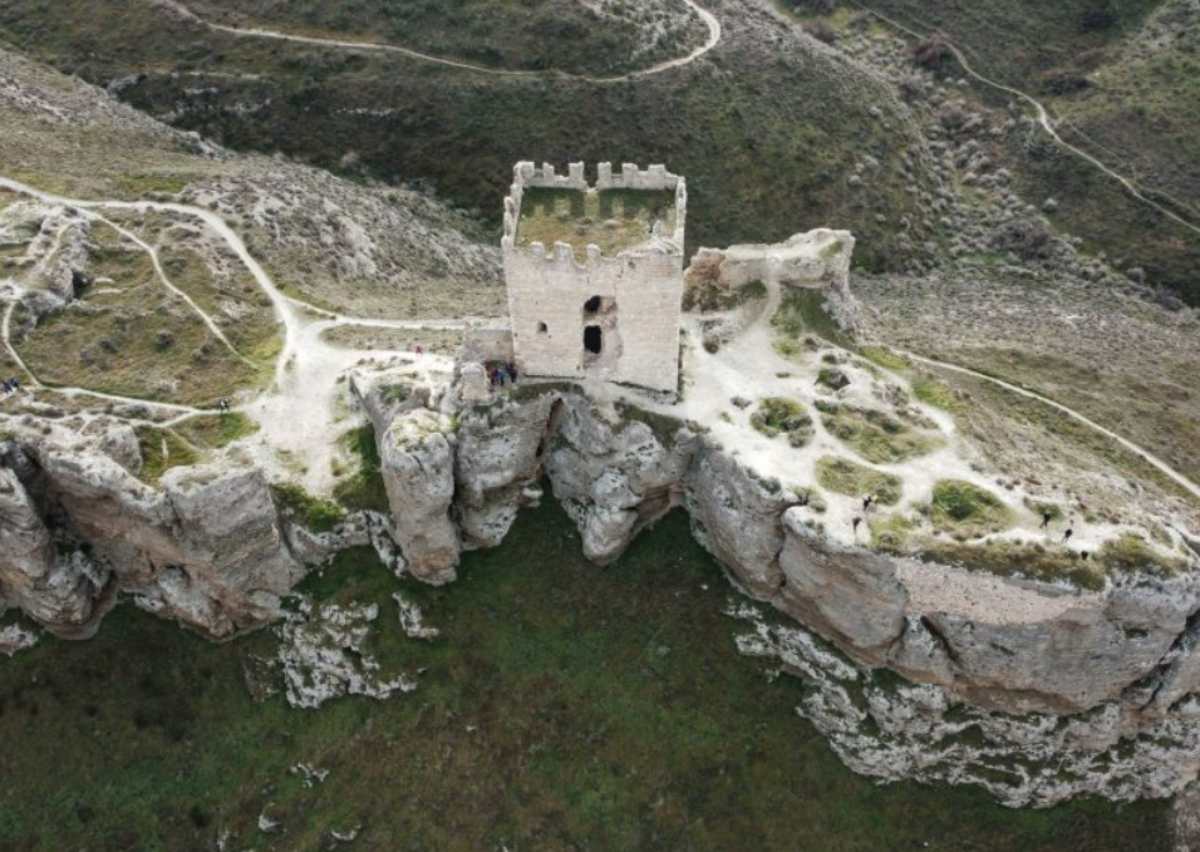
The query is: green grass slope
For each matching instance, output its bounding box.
[187,0,712,76]
[0,0,937,273]
[0,500,1172,850]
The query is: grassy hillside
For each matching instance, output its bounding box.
[0,500,1173,850]
[0,44,502,320]
[187,0,712,76]
[0,0,936,274]
[790,0,1200,301]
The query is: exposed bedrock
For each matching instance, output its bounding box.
[0,431,302,640]
[0,463,103,634]
[377,408,459,586]
[373,385,1200,722]
[4,383,1200,804]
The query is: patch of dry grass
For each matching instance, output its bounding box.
[319,325,463,355]
[14,238,270,405]
[517,188,676,257]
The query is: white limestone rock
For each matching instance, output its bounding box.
[0,465,105,635]
[379,409,459,585]
[453,392,556,550]
[684,449,795,598]
[276,599,417,709]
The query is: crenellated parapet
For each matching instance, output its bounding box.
[502,160,687,262]
[501,160,687,393]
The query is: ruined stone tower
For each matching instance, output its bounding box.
[502,161,686,393]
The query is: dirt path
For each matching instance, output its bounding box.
[5,172,1198,507]
[0,174,461,493]
[156,0,721,84]
[88,208,253,365]
[2,300,40,387]
[901,351,1200,501]
[847,2,1200,240]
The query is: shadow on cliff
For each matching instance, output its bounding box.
[0,498,1172,850]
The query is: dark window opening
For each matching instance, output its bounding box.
[584,295,602,314]
[584,325,602,354]
[536,321,548,334]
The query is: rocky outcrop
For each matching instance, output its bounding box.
[685,449,794,597]
[731,598,1200,808]
[777,509,909,658]
[547,398,697,564]
[376,382,1200,728]
[454,391,556,551]
[5,379,1200,807]
[0,433,302,640]
[0,464,106,634]
[378,409,459,585]
[913,571,1200,714]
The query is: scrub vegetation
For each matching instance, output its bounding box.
[816,455,902,505]
[930,479,1016,540]
[817,401,940,464]
[187,0,712,77]
[0,501,1172,849]
[750,397,814,448]
[0,0,933,274]
[516,187,677,256]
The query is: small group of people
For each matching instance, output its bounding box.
[850,493,879,535]
[1,376,22,397]
[1040,510,1077,544]
[488,362,519,388]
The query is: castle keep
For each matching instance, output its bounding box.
[502,161,686,393]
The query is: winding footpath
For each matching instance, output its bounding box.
[88,207,251,365]
[902,352,1200,501]
[158,0,721,84]
[847,2,1200,239]
[3,172,1198,502]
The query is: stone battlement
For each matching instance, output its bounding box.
[502,160,687,264]
[501,160,686,393]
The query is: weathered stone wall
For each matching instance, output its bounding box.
[501,161,686,392]
[503,246,683,391]
[687,229,856,294]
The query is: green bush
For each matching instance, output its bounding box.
[271,482,346,533]
[818,403,940,464]
[930,480,1014,539]
[816,456,903,505]
[750,398,814,448]
[333,425,390,513]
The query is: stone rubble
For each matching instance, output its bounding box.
[0,621,39,656]
[275,598,417,710]
[394,592,439,640]
[727,597,1200,808]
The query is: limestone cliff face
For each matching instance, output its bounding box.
[4,384,1200,805]
[777,511,909,659]
[0,434,302,640]
[546,397,696,564]
[378,409,460,586]
[376,384,1200,726]
[455,392,557,551]
[0,463,104,634]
